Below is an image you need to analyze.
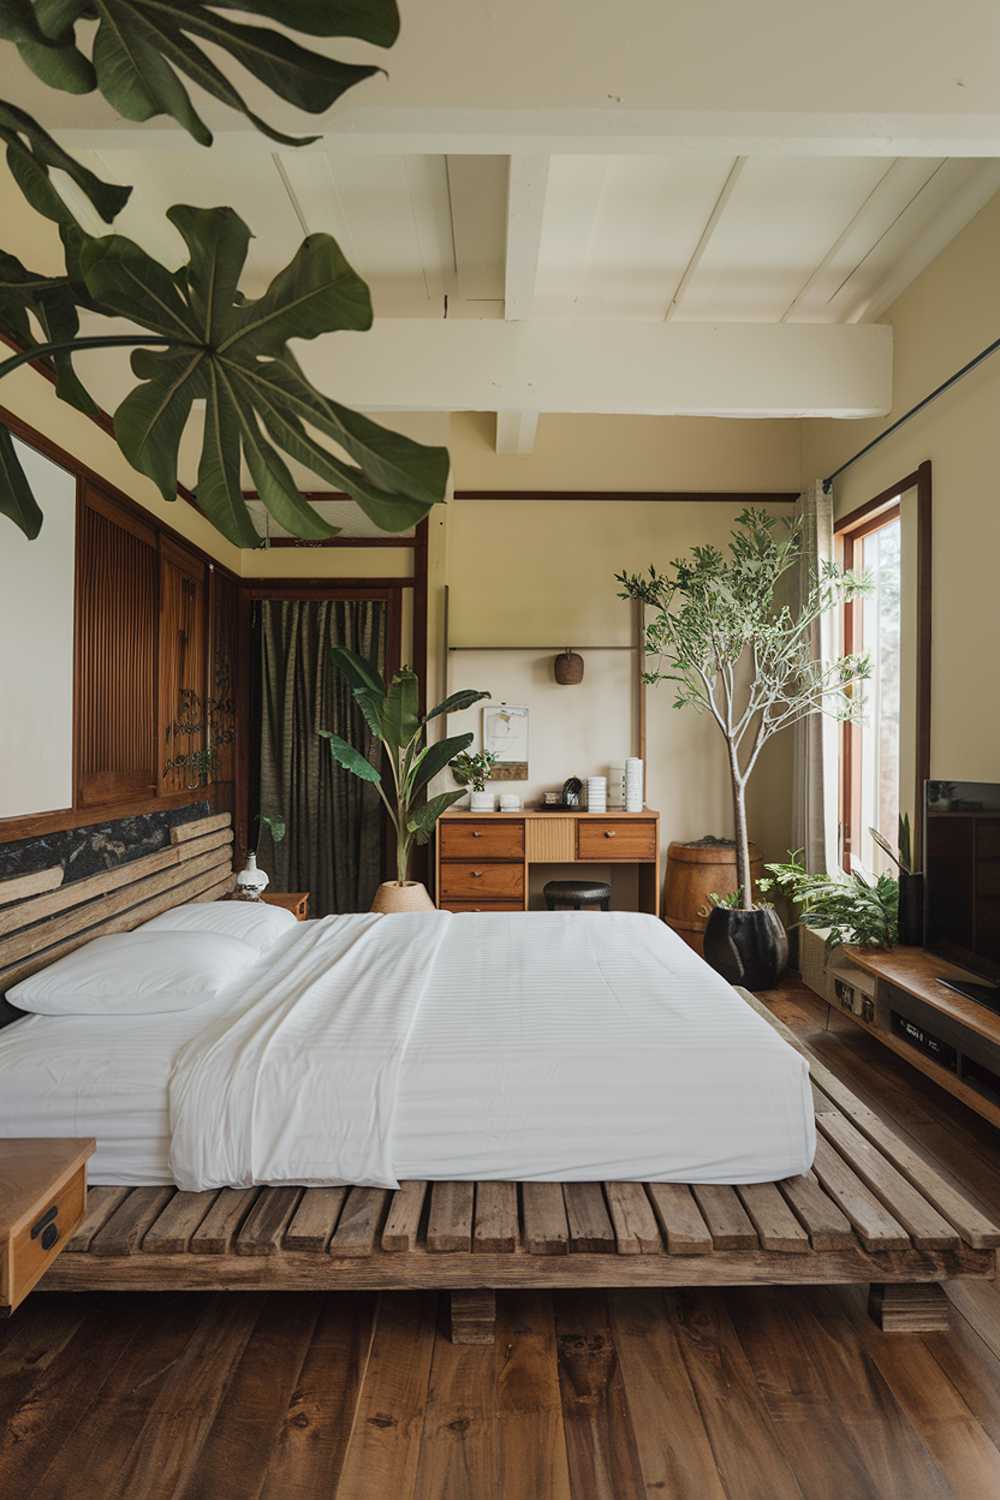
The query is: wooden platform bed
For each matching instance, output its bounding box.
[4,811,996,1344]
[44,993,999,1343]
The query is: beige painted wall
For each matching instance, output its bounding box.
[428,412,804,889]
[802,189,1000,791]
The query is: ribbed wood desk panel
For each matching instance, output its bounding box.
[435,808,661,915]
[44,992,999,1343]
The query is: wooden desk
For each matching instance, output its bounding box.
[435,809,660,916]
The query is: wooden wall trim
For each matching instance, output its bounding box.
[0,402,238,585]
[834,471,921,535]
[452,489,801,503]
[413,518,429,713]
[0,788,224,847]
[0,331,201,514]
[836,462,932,870]
[241,579,415,596]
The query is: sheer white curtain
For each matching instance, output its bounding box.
[792,481,839,873]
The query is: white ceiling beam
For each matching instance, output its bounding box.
[495,411,540,455]
[848,159,1000,323]
[54,109,1000,159]
[504,155,550,319]
[665,156,744,321]
[292,319,892,418]
[498,154,550,453]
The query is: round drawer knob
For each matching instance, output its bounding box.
[604,830,616,838]
[471,870,483,878]
[472,831,482,838]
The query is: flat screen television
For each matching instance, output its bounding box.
[925,780,1000,1010]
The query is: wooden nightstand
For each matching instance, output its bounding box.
[1,1138,95,1314]
[262,891,310,921]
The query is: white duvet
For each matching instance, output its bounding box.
[0,911,815,1187]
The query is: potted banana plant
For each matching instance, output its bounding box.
[321,648,489,912]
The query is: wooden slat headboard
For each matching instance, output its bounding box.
[0,810,234,1003]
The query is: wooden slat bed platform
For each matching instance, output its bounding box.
[45,987,1000,1342]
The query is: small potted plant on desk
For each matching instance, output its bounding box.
[322,648,490,913]
[617,508,871,989]
[449,749,498,812]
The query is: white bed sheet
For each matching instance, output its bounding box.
[0,911,814,1185]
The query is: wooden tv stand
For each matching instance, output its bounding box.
[832,946,1000,1128]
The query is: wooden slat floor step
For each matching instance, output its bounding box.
[56,992,1000,1289]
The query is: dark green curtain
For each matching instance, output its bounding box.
[257,598,387,915]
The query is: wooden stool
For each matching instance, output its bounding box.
[544,879,611,912]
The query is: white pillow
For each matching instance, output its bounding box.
[9,930,259,1016]
[141,899,298,955]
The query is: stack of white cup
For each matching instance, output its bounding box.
[625,758,644,812]
[586,776,607,813]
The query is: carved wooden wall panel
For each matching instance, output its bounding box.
[158,539,207,795]
[76,486,158,807]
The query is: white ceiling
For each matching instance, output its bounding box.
[65,144,999,330]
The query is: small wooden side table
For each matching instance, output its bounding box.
[1,1138,95,1314]
[262,892,310,921]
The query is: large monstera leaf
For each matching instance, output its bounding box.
[71,205,448,547]
[0,0,400,146]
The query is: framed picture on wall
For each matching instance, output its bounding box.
[483,704,529,781]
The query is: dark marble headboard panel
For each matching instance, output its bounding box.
[0,800,211,1031]
[0,801,211,888]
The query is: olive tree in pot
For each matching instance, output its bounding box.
[617,508,870,989]
[321,647,489,912]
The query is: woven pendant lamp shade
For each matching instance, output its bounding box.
[554,649,584,685]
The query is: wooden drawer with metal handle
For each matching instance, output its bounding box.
[1,1139,94,1314]
[439,901,525,913]
[438,862,525,901]
[438,820,525,861]
[576,819,658,862]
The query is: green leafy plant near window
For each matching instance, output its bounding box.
[617,509,871,912]
[0,1,449,548]
[758,854,899,951]
[320,647,490,888]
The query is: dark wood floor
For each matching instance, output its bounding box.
[4,979,1000,1499]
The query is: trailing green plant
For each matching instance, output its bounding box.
[0,1,450,548]
[256,811,286,850]
[449,749,497,792]
[869,812,913,875]
[320,647,490,886]
[617,509,871,911]
[758,853,898,951]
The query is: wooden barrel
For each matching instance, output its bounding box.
[664,839,763,955]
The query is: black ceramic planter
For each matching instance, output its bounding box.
[898,871,924,946]
[703,906,789,990]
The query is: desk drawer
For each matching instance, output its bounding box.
[577,819,657,862]
[439,862,525,901]
[440,901,524,913]
[439,820,525,860]
[5,1166,86,1311]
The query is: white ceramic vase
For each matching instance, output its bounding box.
[469,790,496,812]
[235,851,269,901]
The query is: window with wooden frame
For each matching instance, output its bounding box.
[839,504,902,876]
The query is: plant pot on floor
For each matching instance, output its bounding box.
[898,871,925,946]
[703,906,789,990]
[371,881,436,914]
